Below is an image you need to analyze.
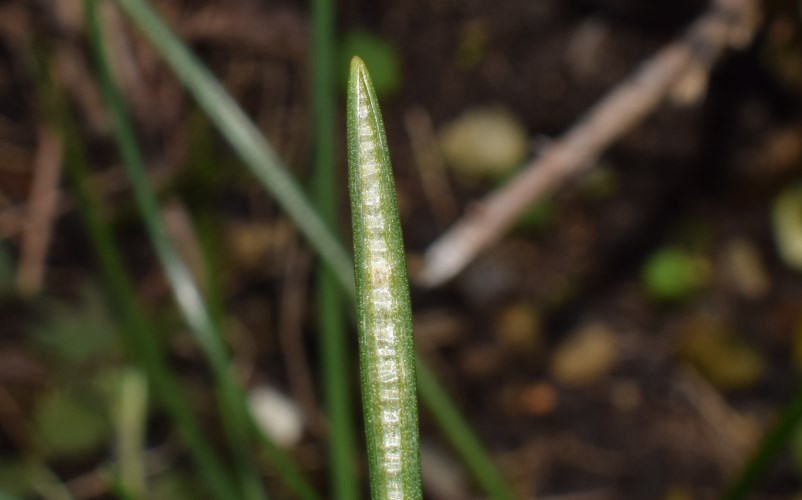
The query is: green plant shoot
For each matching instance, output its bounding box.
[347,56,422,500]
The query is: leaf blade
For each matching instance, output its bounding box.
[348,57,422,500]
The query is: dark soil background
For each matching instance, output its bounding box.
[1,0,802,498]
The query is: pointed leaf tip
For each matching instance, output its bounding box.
[350,55,367,74]
[350,56,367,86]
[350,57,374,98]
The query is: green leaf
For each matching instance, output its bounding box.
[347,56,422,500]
[32,285,119,362]
[34,390,110,459]
[0,461,34,497]
[641,247,708,302]
[312,0,361,497]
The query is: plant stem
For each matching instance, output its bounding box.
[721,383,802,499]
[311,0,361,497]
[416,361,515,499]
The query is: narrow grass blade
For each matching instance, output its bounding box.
[112,2,512,496]
[23,462,74,500]
[114,0,355,296]
[86,2,320,499]
[114,369,148,496]
[316,268,359,499]
[30,45,240,500]
[311,0,360,497]
[416,361,515,499]
[348,57,422,500]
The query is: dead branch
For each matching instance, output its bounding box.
[16,125,63,295]
[418,0,760,288]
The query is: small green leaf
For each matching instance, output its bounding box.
[34,390,110,458]
[642,247,708,303]
[347,56,422,500]
[32,285,120,361]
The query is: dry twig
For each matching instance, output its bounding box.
[405,106,459,229]
[16,125,63,295]
[418,0,760,287]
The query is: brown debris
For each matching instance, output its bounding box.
[16,125,63,295]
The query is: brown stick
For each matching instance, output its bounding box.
[418,0,759,287]
[405,106,459,229]
[16,125,63,295]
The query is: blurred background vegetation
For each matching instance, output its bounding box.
[1,0,802,498]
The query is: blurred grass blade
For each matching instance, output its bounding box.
[31,43,240,500]
[113,1,512,496]
[115,369,148,496]
[114,0,355,296]
[62,100,241,500]
[721,386,802,500]
[311,0,360,497]
[86,2,320,499]
[24,462,74,500]
[87,0,226,372]
[86,3,264,499]
[348,57,422,500]
[416,361,515,499]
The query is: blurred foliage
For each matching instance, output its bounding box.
[772,183,802,271]
[31,285,120,362]
[517,198,556,231]
[33,388,111,459]
[678,315,765,391]
[0,461,33,497]
[641,247,709,303]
